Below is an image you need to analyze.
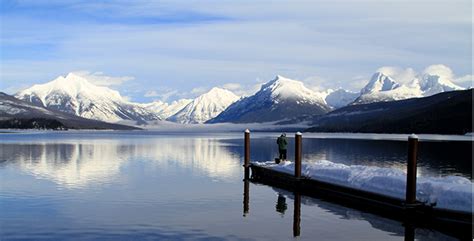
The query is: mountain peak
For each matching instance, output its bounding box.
[361,72,400,95]
[261,75,294,88]
[65,72,82,79]
[198,87,238,101]
[420,73,463,95]
[259,75,324,103]
[48,73,95,93]
[208,75,331,123]
[15,73,161,123]
[275,74,288,80]
[206,87,232,95]
[167,87,239,124]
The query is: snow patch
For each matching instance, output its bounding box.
[255,160,472,212]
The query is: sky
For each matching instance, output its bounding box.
[0,0,472,102]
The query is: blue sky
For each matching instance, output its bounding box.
[1,0,472,102]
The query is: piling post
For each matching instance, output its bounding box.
[244,129,250,180]
[405,134,418,205]
[295,132,302,178]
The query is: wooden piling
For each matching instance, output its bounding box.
[295,132,302,178]
[244,129,250,180]
[406,134,418,204]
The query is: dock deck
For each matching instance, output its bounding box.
[249,163,473,239]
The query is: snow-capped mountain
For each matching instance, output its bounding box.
[0,92,138,130]
[15,73,160,123]
[352,71,464,105]
[353,72,413,104]
[208,75,331,123]
[324,89,359,109]
[140,99,192,119]
[360,72,400,95]
[307,89,472,134]
[420,73,463,96]
[167,87,239,124]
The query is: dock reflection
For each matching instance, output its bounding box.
[242,180,422,240]
[293,193,301,237]
[242,179,302,237]
[275,194,287,215]
[243,179,249,217]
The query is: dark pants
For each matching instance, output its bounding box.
[279,149,287,160]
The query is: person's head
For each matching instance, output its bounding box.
[282,133,286,137]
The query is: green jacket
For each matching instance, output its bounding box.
[277,136,288,150]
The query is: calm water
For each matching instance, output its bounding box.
[0,131,471,240]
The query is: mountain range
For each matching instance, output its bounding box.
[7,70,468,126]
[0,92,139,130]
[306,89,472,134]
[353,71,463,104]
[15,73,160,124]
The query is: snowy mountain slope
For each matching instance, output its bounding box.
[167,87,239,124]
[360,72,400,95]
[420,73,463,96]
[140,99,192,119]
[208,75,331,123]
[324,89,359,109]
[353,71,464,105]
[0,92,139,130]
[353,72,411,104]
[15,73,161,123]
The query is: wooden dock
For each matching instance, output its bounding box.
[242,130,473,240]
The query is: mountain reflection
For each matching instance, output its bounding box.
[0,138,241,188]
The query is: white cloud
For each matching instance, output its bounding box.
[190,87,208,95]
[221,83,242,91]
[422,64,455,81]
[219,82,261,97]
[144,90,159,97]
[71,71,134,87]
[454,74,474,88]
[155,90,179,102]
[349,76,369,91]
[454,74,473,83]
[1,1,471,101]
[303,75,336,92]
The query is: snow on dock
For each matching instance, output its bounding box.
[253,160,473,213]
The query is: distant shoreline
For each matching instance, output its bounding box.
[1,129,472,142]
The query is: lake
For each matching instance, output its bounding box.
[0,131,472,240]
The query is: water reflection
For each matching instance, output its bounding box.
[0,138,241,188]
[243,179,249,217]
[242,180,459,240]
[292,192,301,237]
[275,194,287,216]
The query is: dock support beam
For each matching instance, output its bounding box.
[295,132,302,178]
[244,129,250,180]
[406,134,418,204]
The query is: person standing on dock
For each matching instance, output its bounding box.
[277,133,288,163]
